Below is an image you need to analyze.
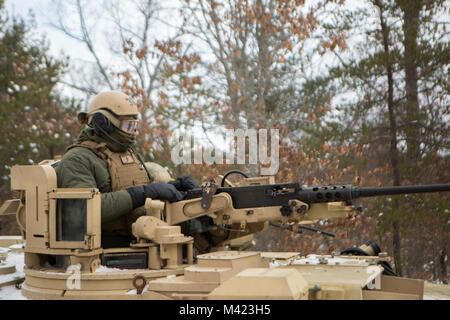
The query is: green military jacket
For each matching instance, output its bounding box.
[55,128,141,233]
[56,146,134,224]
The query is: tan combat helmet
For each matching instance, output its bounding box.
[78,91,140,134]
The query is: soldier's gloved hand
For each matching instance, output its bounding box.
[168,176,200,191]
[126,182,185,209]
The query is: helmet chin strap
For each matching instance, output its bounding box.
[92,122,130,150]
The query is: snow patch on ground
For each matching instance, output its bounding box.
[9,243,24,250]
[0,250,25,284]
[0,248,27,300]
[4,251,25,273]
[0,284,28,300]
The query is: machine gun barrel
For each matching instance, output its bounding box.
[296,184,450,204]
[355,184,450,198]
[186,183,450,209]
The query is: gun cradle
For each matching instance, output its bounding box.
[163,193,353,227]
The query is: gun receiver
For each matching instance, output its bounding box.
[186,183,450,209]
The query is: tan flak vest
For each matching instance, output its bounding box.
[67,140,151,235]
[68,140,150,191]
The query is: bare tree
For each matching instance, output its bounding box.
[181,0,322,130]
[48,1,184,99]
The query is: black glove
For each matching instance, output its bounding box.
[168,176,200,191]
[126,182,185,209]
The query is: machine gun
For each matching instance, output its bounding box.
[186,181,450,208]
[131,171,450,252]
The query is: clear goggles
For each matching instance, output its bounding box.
[119,119,139,134]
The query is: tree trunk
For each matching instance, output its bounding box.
[397,0,422,169]
[375,0,403,276]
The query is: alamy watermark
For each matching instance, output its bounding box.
[366,265,381,290]
[66,264,81,290]
[171,129,279,175]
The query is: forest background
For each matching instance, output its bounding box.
[0,0,448,283]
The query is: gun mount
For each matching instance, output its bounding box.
[0,163,449,300]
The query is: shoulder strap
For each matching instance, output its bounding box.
[66,140,109,161]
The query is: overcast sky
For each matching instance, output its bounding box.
[6,0,84,58]
[4,0,186,102]
[5,0,99,102]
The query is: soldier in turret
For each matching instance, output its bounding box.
[56,91,199,247]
